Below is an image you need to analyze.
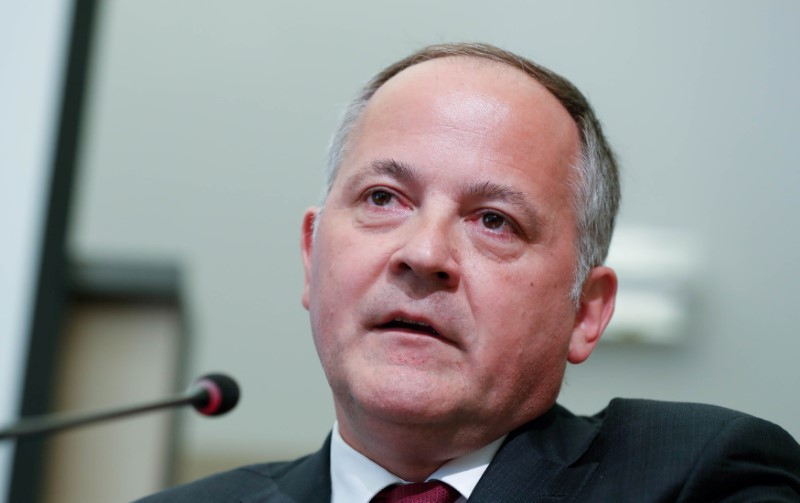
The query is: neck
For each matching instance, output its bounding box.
[335,405,500,482]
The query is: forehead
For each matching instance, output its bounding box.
[347,57,580,187]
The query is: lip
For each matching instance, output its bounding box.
[372,310,457,346]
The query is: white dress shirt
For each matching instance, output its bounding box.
[330,422,506,503]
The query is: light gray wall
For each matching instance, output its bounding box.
[69,0,800,478]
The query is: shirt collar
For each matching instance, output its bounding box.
[330,421,505,503]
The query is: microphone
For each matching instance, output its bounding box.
[0,373,240,441]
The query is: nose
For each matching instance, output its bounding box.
[388,212,460,290]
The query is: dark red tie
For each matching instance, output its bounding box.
[371,480,460,503]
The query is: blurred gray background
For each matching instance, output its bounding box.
[67,0,800,484]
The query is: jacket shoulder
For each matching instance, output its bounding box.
[580,398,800,501]
[133,461,291,503]
[592,398,798,465]
[601,397,752,424]
[134,446,330,503]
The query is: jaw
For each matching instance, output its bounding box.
[327,341,565,477]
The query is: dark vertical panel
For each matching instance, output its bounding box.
[9,0,99,501]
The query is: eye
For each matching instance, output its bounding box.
[481,212,506,230]
[369,189,394,206]
[472,209,525,240]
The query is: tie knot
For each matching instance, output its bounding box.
[371,480,460,503]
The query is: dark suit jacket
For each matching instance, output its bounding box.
[136,399,800,502]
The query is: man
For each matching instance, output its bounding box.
[140,43,800,502]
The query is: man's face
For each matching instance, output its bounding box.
[302,58,609,452]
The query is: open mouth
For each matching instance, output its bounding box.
[377,317,441,337]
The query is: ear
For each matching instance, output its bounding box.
[301,207,319,310]
[568,266,617,364]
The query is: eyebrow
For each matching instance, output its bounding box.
[344,158,421,188]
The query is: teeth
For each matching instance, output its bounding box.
[386,317,439,336]
[394,317,430,327]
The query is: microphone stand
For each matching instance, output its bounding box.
[0,388,205,441]
[0,373,238,441]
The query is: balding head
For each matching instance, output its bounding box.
[323,43,619,302]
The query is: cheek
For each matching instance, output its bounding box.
[472,268,574,401]
[466,261,575,354]
[309,221,393,329]
[313,225,369,289]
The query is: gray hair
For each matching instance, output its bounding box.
[322,43,620,303]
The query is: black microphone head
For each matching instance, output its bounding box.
[191,373,240,417]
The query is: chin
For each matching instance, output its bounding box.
[345,369,466,425]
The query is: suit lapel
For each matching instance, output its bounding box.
[468,404,600,502]
[242,435,333,503]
